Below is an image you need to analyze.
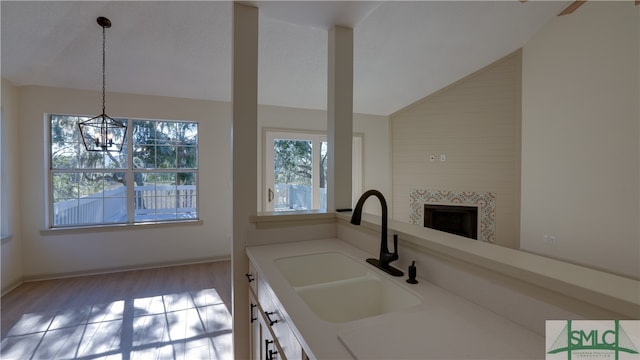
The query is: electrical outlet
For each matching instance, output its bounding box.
[543,235,557,245]
[440,153,446,162]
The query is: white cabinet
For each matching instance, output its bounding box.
[249,292,262,359]
[250,291,280,360]
[248,260,307,360]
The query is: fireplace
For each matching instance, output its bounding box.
[424,204,478,240]
[410,189,495,242]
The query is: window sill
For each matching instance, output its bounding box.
[40,219,203,236]
[251,210,336,229]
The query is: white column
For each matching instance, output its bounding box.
[327,26,354,211]
[231,3,258,359]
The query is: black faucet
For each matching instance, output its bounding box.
[351,190,404,277]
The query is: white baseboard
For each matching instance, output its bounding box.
[1,278,24,296]
[14,255,231,286]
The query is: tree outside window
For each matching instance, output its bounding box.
[49,114,198,227]
[264,130,361,212]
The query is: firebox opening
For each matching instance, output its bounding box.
[424,204,478,240]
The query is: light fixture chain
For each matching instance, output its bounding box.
[79,16,125,153]
[102,23,106,115]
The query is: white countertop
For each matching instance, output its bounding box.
[246,238,544,359]
[250,211,640,319]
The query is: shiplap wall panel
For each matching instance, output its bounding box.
[391,50,521,248]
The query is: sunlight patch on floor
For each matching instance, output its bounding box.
[1,288,232,360]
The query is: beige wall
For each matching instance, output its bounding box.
[2,84,389,280]
[391,51,522,248]
[521,2,639,279]
[1,78,24,293]
[16,85,233,278]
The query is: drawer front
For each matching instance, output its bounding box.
[258,277,303,360]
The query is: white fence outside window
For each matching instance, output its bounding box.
[53,185,197,226]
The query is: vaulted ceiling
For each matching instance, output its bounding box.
[1,1,569,116]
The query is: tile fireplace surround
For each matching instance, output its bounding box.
[409,189,496,242]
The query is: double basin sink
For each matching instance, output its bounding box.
[274,251,422,323]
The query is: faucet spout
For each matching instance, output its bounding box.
[351,190,404,277]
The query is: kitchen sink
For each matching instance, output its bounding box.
[275,251,368,286]
[275,251,422,323]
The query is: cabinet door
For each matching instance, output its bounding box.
[250,287,282,360]
[249,292,261,360]
[258,278,302,360]
[262,322,279,360]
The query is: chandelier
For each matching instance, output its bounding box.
[78,17,126,152]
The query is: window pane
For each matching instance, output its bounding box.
[78,150,107,169]
[53,172,80,226]
[79,139,128,169]
[53,173,79,203]
[156,122,178,145]
[104,143,128,169]
[51,143,80,169]
[176,173,197,217]
[78,172,104,197]
[320,141,328,210]
[77,172,125,197]
[134,120,156,143]
[51,115,82,169]
[52,172,126,226]
[103,173,127,223]
[51,115,127,169]
[134,145,156,168]
[177,146,197,168]
[133,121,157,168]
[133,120,197,169]
[274,139,312,210]
[155,146,177,168]
[51,115,80,147]
[134,172,197,222]
[176,122,198,146]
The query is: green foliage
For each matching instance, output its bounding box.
[50,115,198,201]
[274,139,312,186]
[52,173,78,202]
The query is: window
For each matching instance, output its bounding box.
[263,130,362,211]
[49,114,198,228]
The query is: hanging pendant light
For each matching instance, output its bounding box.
[78,17,126,152]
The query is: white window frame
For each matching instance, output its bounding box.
[47,114,199,229]
[262,128,363,212]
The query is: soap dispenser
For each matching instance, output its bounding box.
[407,261,418,284]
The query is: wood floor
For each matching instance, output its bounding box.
[1,261,232,360]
